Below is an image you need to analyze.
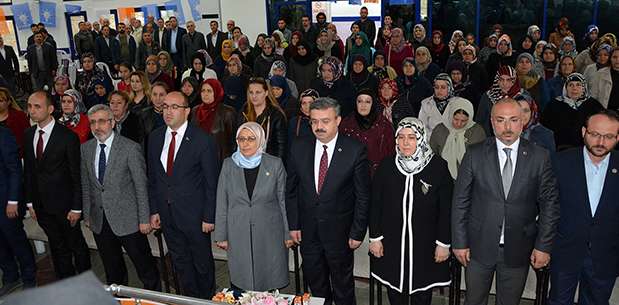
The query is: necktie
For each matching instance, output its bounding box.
[317,145,328,194]
[98,144,107,185]
[36,130,45,161]
[166,131,177,176]
[501,148,513,198]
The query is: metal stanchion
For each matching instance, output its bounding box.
[106,284,216,305]
[154,230,171,293]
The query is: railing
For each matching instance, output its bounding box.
[106,284,218,305]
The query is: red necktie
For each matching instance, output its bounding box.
[166,131,177,176]
[317,145,328,194]
[36,130,45,161]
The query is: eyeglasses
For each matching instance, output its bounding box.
[161,104,189,110]
[236,136,257,143]
[585,130,617,141]
[89,119,112,126]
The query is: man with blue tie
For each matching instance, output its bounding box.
[81,104,160,291]
[148,91,219,298]
[550,110,619,305]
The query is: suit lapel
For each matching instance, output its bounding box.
[171,126,192,178]
[486,139,506,200]
[87,140,102,189]
[593,151,618,219]
[155,129,168,178]
[507,140,530,200]
[250,159,268,203]
[319,136,344,197]
[103,136,122,186]
[576,148,594,219]
[40,124,60,163]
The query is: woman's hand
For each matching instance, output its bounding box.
[369,240,384,258]
[216,241,229,251]
[434,245,450,263]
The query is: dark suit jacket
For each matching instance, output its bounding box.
[206,31,227,59]
[286,134,370,245]
[452,137,560,267]
[147,124,219,232]
[0,127,21,210]
[0,45,19,78]
[26,42,58,76]
[95,36,120,67]
[552,148,619,278]
[162,27,187,55]
[23,122,82,215]
[182,31,207,68]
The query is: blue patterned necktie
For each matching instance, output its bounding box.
[98,143,107,185]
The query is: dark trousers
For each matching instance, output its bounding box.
[464,247,529,305]
[387,288,432,305]
[300,231,356,305]
[0,214,36,286]
[162,208,215,299]
[36,211,91,279]
[549,252,617,305]
[31,71,53,91]
[170,52,183,75]
[92,214,161,291]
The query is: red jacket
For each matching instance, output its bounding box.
[64,113,91,143]
[3,108,30,157]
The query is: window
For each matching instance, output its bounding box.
[432,0,475,42]
[479,0,544,44]
[0,17,19,52]
[598,1,619,45]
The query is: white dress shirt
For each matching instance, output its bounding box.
[0,46,6,60]
[314,133,338,193]
[210,32,218,48]
[495,137,520,244]
[94,133,115,181]
[160,121,188,173]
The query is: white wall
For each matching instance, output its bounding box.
[9,0,268,53]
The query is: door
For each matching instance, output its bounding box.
[65,11,88,59]
[268,0,312,34]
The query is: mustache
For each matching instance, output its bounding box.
[314,129,326,133]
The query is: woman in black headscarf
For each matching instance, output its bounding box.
[396,57,433,117]
[309,56,356,117]
[288,89,319,148]
[253,37,285,78]
[347,55,379,95]
[288,40,319,93]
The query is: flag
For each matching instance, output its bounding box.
[187,0,202,21]
[141,4,160,20]
[164,0,185,24]
[0,8,8,35]
[65,4,82,14]
[11,3,33,30]
[39,1,56,28]
[389,0,413,4]
[349,0,362,4]
[118,7,135,24]
[364,0,379,3]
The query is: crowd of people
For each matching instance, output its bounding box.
[0,8,618,305]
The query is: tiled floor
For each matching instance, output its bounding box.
[0,248,535,305]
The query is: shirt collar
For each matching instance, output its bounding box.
[36,119,55,135]
[583,146,611,168]
[495,137,520,153]
[166,120,188,136]
[317,132,339,148]
[97,132,115,148]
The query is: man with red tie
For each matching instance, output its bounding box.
[286,97,371,305]
[147,91,219,299]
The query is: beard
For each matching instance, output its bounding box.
[585,141,612,158]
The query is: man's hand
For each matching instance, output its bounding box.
[434,245,450,263]
[216,241,228,250]
[28,207,37,221]
[150,214,161,229]
[348,239,362,250]
[290,230,302,245]
[67,211,81,227]
[285,240,295,248]
[453,248,471,267]
[530,249,551,269]
[6,204,18,219]
[202,222,215,233]
[369,240,384,258]
[139,223,152,234]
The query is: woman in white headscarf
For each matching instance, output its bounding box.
[429,98,486,179]
[369,117,453,305]
[214,122,292,291]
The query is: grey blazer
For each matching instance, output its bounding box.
[214,153,290,291]
[451,137,560,267]
[81,134,150,236]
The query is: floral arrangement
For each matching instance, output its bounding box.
[212,290,311,305]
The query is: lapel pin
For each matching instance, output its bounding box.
[612,168,617,174]
[185,137,190,141]
[337,147,342,152]
[266,171,270,176]
[523,151,527,156]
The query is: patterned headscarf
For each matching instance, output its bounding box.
[58,89,86,128]
[320,56,343,88]
[497,34,513,56]
[268,60,287,78]
[560,73,590,109]
[559,36,577,58]
[378,78,399,123]
[231,122,267,169]
[433,73,454,114]
[488,66,521,104]
[395,117,434,175]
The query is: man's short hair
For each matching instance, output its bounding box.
[210,20,218,26]
[585,109,619,129]
[310,97,341,117]
[118,22,125,26]
[168,16,177,21]
[87,104,114,120]
[30,90,53,107]
[361,6,368,11]
[108,90,130,105]
[301,15,310,20]
[491,97,522,117]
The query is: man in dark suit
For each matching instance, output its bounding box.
[286,97,370,305]
[95,26,120,71]
[0,36,19,95]
[549,110,619,305]
[452,98,560,305]
[161,17,187,72]
[81,104,160,291]
[26,32,57,91]
[0,127,37,296]
[182,21,206,69]
[206,20,226,60]
[148,91,219,298]
[23,91,91,279]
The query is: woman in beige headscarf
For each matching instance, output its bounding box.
[429,98,486,178]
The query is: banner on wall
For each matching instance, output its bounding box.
[39,1,56,28]
[11,3,33,30]
[364,0,379,3]
[0,8,9,35]
[65,4,82,14]
[187,0,202,21]
[349,0,362,4]
[164,0,185,24]
[389,0,413,4]
[118,7,135,24]
[141,4,160,20]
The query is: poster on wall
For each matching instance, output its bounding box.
[187,0,202,21]
[0,8,9,35]
[39,1,57,28]
[11,3,33,30]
